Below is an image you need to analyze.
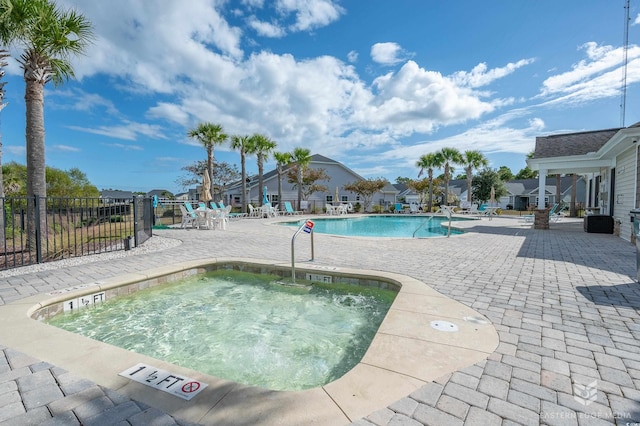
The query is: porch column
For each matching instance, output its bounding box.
[535,170,550,229]
[537,170,547,209]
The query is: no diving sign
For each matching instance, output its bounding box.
[119,363,207,400]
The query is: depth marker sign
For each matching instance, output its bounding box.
[119,363,207,400]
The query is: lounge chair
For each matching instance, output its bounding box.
[283,201,302,215]
[459,204,478,215]
[409,203,420,214]
[179,204,198,229]
[394,203,403,213]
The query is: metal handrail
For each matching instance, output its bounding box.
[291,219,314,283]
[412,206,454,238]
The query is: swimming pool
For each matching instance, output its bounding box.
[280,215,470,237]
[45,269,396,391]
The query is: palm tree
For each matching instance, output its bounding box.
[439,147,462,205]
[1,0,92,250]
[273,151,291,210]
[229,134,253,213]
[188,122,227,201]
[290,147,312,210]
[249,133,277,206]
[0,49,9,241]
[461,150,488,203]
[416,152,442,212]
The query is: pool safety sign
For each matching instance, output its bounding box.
[119,363,207,400]
[302,220,314,233]
[63,291,106,312]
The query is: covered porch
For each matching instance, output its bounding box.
[527,124,640,239]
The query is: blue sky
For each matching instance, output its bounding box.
[2,0,640,194]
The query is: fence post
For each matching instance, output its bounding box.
[132,196,139,247]
[34,195,42,264]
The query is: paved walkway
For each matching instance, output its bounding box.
[1,215,639,425]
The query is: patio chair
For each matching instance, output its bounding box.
[409,203,420,214]
[179,204,198,229]
[325,204,337,215]
[283,201,302,215]
[248,204,260,218]
[394,203,404,213]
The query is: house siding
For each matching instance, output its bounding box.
[614,146,636,242]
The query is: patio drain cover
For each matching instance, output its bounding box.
[430,320,459,332]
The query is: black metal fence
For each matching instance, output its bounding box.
[0,196,153,271]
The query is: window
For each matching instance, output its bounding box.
[326,195,334,203]
[341,196,348,202]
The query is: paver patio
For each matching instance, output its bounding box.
[0,215,638,425]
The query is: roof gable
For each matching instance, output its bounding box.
[533,128,622,159]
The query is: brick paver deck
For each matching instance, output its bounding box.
[1,215,638,425]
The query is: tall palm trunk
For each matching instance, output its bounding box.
[257,155,264,206]
[25,78,47,252]
[207,146,214,200]
[466,167,473,203]
[0,50,9,243]
[297,167,303,211]
[443,165,450,205]
[240,153,247,213]
[427,171,434,212]
[277,165,283,209]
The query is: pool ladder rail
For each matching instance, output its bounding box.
[412,205,454,238]
[291,219,315,283]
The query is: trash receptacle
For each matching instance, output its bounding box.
[630,209,640,281]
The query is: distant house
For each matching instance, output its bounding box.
[100,190,133,203]
[225,154,398,212]
[146,189,174,199]
[527,123,639,240]
[502,177,586,210]
[173,192,190,201]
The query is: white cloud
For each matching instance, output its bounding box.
[276,0,345,32]
[370,42,411,65]
[452,59,535,88]
[146,103,191,127]
[103,143,144,151]
[51,145,81,152]
[5,146,25,156]
[365,61,499,134]
[48,88,120,116]
[347,50,358,63]
[534,43,640,107]
[67,122,166,141]
[247,16,287,37]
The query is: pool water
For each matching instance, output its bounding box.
[281,215,468,237]
[46,270,396,391]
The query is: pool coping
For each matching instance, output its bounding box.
[0,257,499,425]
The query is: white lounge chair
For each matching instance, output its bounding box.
[459,204,478,215]
[179,204,198,229]
[248,204,260,218]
